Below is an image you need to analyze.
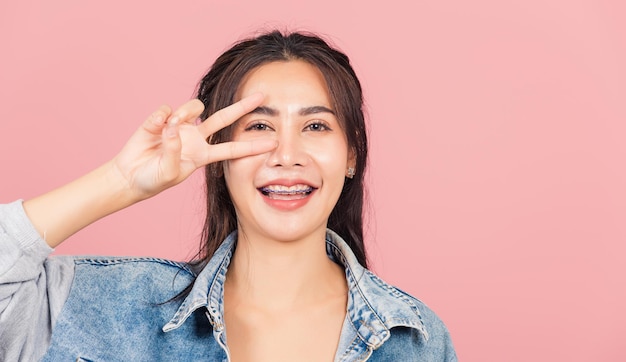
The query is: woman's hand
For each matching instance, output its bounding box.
[23,94,276,247]
[112,93,276,201]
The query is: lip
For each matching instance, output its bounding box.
[257,178,318,211]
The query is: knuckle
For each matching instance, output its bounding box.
[217,110,230,127]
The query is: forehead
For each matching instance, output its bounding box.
[235,60,332,107]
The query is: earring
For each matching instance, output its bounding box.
[346,167,356,179]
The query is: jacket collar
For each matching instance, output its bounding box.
[162,231,235,333]
[162,229,428,347]
[324,229,429,348]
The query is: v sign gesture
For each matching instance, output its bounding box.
[23,94,277,248]
[113,93,277,200]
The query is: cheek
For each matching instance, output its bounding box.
[223,156,264,194]
[223,160,247,196]
[313,140,349,170]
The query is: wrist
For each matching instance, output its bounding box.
[102,160,146,206]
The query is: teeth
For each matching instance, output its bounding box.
[260,184,314,195]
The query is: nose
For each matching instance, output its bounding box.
[267,130,307,168]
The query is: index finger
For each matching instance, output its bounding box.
[205,139,278,164]
[198,93,264,137]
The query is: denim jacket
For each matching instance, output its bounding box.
[0,201,457,361]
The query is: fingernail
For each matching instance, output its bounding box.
[168,116,179,127]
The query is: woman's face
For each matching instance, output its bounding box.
[224,60,354,242]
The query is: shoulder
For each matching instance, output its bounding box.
[358,269,449,333]
[71,255,193,272]
[358,270,458,361]
[60,256,196,300]
[324,229,456,359]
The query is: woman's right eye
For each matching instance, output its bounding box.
[245,122,271,131]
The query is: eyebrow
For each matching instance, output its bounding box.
[249,105,335,117]
[299,106,335,116]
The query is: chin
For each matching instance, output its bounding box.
[240,219,328,244]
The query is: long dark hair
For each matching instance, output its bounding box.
[194,30,368,269]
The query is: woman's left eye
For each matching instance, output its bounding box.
[304,122,330,132]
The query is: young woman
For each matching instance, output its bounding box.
[0,31,457,361]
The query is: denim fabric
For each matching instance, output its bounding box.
[38,230,456,361]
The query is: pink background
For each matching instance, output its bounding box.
[1,0,624,360]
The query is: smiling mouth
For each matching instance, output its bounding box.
[258,184,316,200]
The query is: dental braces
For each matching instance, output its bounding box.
[260,187,313,195]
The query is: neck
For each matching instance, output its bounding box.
[225,227,347,310]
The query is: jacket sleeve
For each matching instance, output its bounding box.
[0,200,76,361]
